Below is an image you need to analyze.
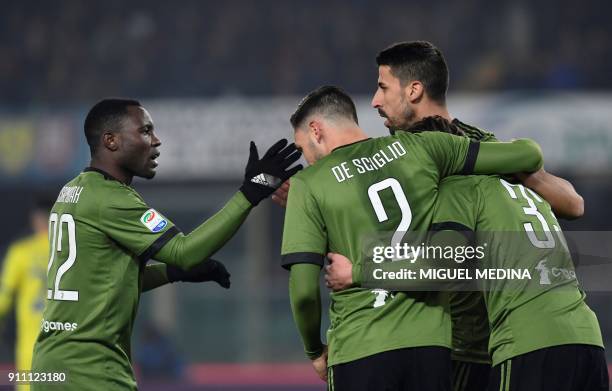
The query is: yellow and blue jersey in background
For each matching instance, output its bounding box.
[0,232,49,371]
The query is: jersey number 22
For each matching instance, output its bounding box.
[47,213,79,301]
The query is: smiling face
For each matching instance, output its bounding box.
[371,65,416,131]
[116,106,161,179]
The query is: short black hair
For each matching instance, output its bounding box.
[84,98,141,155]
[376,41,449,105]
[290,85,358,129]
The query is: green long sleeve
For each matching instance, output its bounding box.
[289,263,325,360]
[154,191,252,269]
[142,263,169,292]
[474,139,543,175]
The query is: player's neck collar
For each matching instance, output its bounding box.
[331,137,371,153]
[83,167,122,183]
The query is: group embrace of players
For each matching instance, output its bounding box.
[26,41,607,391]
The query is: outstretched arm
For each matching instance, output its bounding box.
[276,139,544,209]
[516,169,584,219]
[153,192,251,269]
[474,140,581,218]
[474,139,543,175]
[154,140,302,269]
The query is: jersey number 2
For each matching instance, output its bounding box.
[368,178,413,248]
[47,213,79,301]
[366,178,411,307]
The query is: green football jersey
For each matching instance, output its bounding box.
[32,168,180,390]
[446,119,496,365]
[282,131,477,366]
[433,175,603,366]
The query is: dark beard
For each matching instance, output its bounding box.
[393,94,417,130]
[388,108,417,135]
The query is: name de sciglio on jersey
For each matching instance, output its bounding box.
[331,141,407,183]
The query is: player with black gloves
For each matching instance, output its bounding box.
[142,138,301,291]
[31,99,303,391]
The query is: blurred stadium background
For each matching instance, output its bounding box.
[0,1,611,390]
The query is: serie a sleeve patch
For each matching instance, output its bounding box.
[140,209,168,233]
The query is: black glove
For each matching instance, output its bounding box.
[166,259,231,289]
[240,138,303,206]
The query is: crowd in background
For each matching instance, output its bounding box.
[1,0,610,105]
[1,2,612,386]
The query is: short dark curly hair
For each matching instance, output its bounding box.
[84,98,141,155]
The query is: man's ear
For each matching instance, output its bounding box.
[406,81,424,103]
[102,132,119,151]
[308,119,323,143]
